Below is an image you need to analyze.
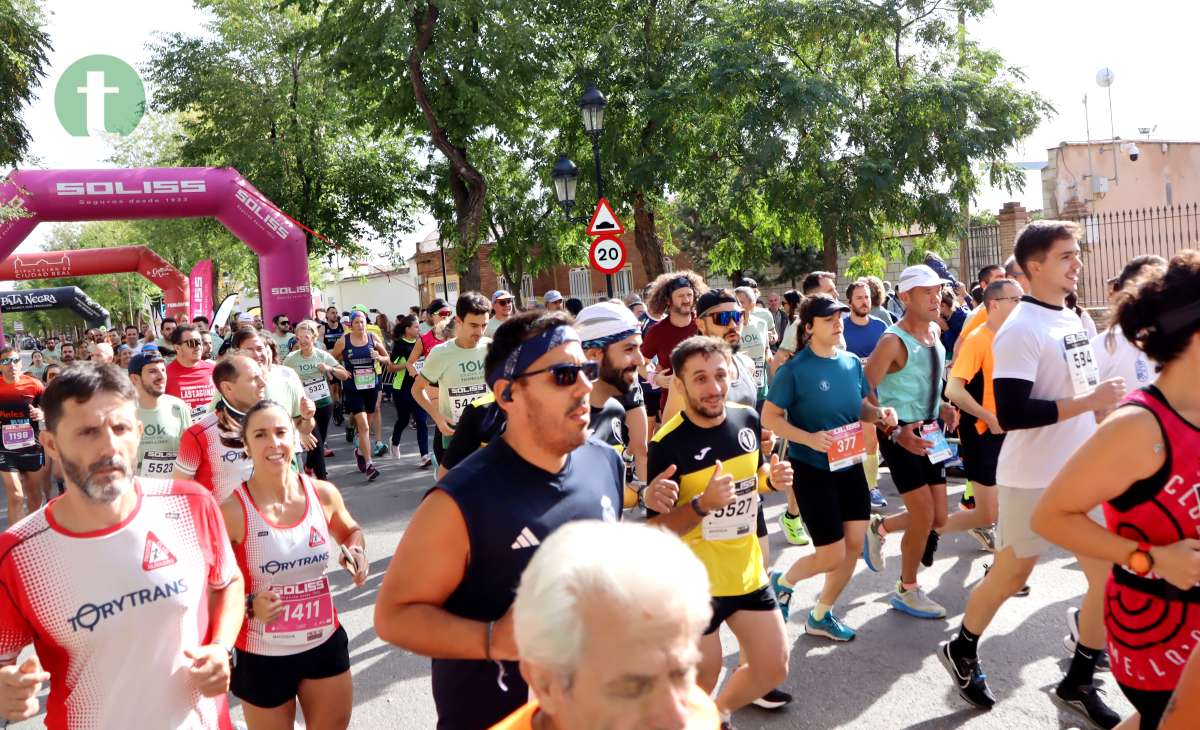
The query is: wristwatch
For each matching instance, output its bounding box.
[690,495,709,517]
[632,481,648,509]
[1128,542,1155,576]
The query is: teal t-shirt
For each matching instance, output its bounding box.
[767,347,868,470]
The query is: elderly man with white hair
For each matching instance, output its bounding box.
[491,520,720,730]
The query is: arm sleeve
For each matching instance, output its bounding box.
[994,377,1059,431]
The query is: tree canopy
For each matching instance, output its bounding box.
[0,0,50,168]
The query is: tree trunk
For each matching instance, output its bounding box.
[409,2,486,293]
[633,190,665,280]
[822,229,838,276]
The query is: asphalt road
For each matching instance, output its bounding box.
[11,425,1133,729]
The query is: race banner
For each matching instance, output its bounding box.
[189,259,214,322]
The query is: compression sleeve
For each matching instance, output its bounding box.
[993,377,1059,431]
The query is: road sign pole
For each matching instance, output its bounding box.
[591,137,614,300]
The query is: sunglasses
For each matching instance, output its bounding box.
[513,361,599,386]
[180,339,202,348]
[437,310,453,317]
[704,310,743,326]
[0,358,17,365]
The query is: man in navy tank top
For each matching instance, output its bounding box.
[374,311,624,729]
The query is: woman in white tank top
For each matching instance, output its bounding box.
[220,400,368,730]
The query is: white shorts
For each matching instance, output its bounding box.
[996,486,1106,559]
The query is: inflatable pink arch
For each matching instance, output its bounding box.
[0,168,311,328]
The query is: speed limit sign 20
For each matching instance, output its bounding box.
[589,235,626,274]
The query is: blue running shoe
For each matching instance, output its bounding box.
[869,488,887,509]
[769,571,793,622]
[805,611,856,641]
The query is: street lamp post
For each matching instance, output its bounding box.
[552,85,614,299]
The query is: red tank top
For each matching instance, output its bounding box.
[1103,386,1200,691]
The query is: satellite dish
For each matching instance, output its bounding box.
[1096,68,1115,88]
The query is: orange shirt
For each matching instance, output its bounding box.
[490,685,721,729]
[958,305,987,348]
[949,324,996,435]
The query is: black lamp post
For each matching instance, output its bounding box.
[552,85,614,299]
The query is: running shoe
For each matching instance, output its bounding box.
[366,463,381,482]
[938,641,996,709]
[779,512,810,546]
[968,526,996,552]
[769,571,793,621]
[389,444,401,460]
[354,448,366,473]
[751,688,792,710]
[863,513,886,572]
[1064,608,1111,671]
[805,611,855,641]
[983,562,1030,597]
[921,530,940,567]
[418,453,432,468]
[1052,682,1120,729]
[869,488,888,510]
[890,583,946,619]
[373,441,388,458]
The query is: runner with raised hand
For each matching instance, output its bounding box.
[223,400,367,730]
[763,294,897,641]
[0,362,243,727]
[1030,251,1200,730]
[862,264,960,620]
[645,336,792,729]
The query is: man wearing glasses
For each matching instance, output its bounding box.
[484,290,515,338]
[374,311,624,729]
[165,324,216,420]
[270,314,296,356]
[0,344,50,525]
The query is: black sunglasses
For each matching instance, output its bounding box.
[513,361,599,386]
[704,310,743,326]
[180,339,202,348]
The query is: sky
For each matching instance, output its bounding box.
[13,0,1197,255]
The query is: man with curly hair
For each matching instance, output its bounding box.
[639,271,707,420]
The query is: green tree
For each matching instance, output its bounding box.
[0,0,50,168]
[146,0,422,259]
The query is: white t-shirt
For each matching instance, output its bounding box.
[993,298,1100,489]
[0,479,238,729]
[1094,325,1156,389]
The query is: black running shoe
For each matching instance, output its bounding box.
[751,687,792,710]
[921,530,940,567]
[938,641,996,709]
[1053,683,1120,729]
[366,463,381,482]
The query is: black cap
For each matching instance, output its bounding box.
[695,289,738,317]
[806,295,851,318]
[741,277,759,290]
[428,298,449,313]
[128,346,165,376]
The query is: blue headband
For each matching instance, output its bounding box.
[581,328,638,352]
[486,324,581,392]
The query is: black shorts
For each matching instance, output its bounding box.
[877,424,946,494]
[790,458,870,547]
[1116,683,1171,730]
[960,430,1004,486]
[342,386,378,415]
[0,448,44,473]
[756,497,767,538]
[232,625,350,708]
[705,585,777,635]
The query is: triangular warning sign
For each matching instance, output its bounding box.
[586,198,625,237]
[142,531,177,571]
[309,526,326,548]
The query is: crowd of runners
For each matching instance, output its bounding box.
[0,220,1196,730]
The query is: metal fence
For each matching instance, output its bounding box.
[963,224,1002,282]
[1071,204,1200,307]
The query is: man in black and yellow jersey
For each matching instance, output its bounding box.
[436,391,505,479]
[646,335,793,729]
